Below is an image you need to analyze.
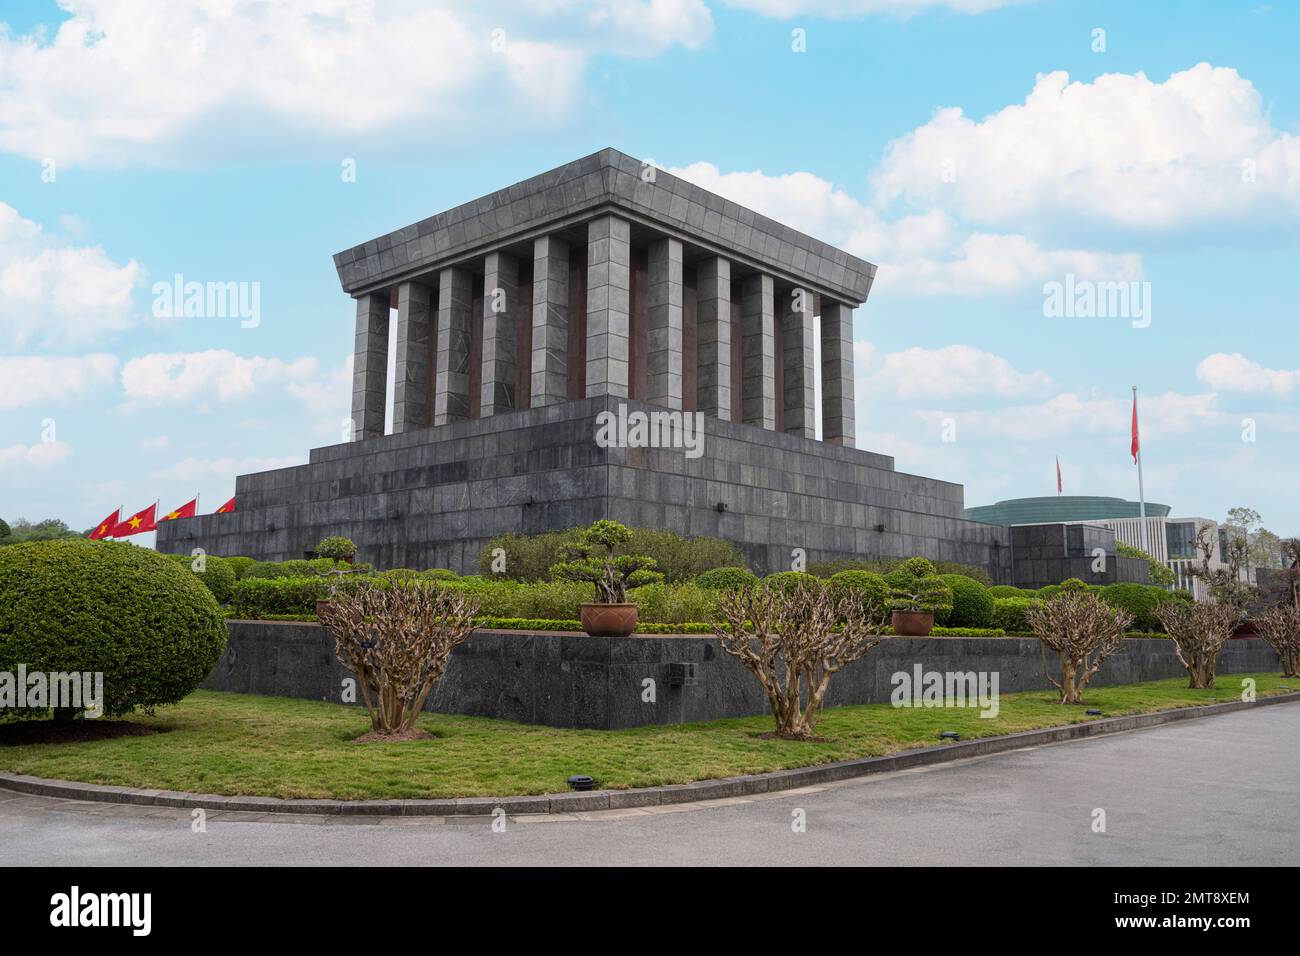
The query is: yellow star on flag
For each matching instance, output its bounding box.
[128,516,142,529]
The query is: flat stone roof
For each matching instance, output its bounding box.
[333,148,877,306]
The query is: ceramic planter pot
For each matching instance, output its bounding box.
[891,609,934,637]
[580,602,638,637]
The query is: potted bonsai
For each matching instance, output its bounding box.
[314,536,359,619]
[889,574,953,637]
[552,519,662,636]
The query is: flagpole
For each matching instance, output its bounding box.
[1133,385,1150,554]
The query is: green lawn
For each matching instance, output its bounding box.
[0,674,1293,800]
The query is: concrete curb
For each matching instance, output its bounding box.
[2,692,1297,816]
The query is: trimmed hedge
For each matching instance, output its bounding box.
[241,558,338,580]
[937,573,994,628]
[0,539,226,718]
[166,552,237,604]
[695,567,760,591]
[477,527,744,583]
[991,596,1042,633]
[223,556,257,580]
[1100,582,1178,632]
[761,570,821,594]
[988,585,1037,599]
[829,570,891,620]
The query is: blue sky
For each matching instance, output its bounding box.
[2,0,1298,543]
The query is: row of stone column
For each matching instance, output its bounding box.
[351,214,856,446]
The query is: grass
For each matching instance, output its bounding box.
[0,674,1293,800]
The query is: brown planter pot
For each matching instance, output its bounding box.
[891,609,934,637]
[580,603,638,637]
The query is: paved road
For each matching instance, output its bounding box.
[2,704,1297,866]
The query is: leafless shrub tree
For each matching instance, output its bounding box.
[711,581,889,740]
[1026,592,1132,704]
[1155,601,1241,689]
[319,581,479,737]
[1255,604,1300,678]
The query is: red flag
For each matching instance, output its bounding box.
[1056,457,1062,495]
[1130,395,1141,463]
[112,503,157,537]
[215,496,236,514]
[160,498,197,522]
[88,508,120,541]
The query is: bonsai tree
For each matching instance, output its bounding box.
[319,580,479,737]
[889,574,953,616]
[551,520,662,604]
[316,535,357,565]
[1027,591,1132,704]
[712,579,890,740]
[1256,604,1300,678]
[1156,601,1242,689]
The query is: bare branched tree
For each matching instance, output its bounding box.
[711,581,889,740]
[1255,604,1300,679]
[1155,601,1241,689]
[319,581,479,736]
[1026,592,1132,704]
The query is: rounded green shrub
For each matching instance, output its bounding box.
[315,536,356,561]
[222,556,257,580]
[761,570,820,594]
[241,558,336,579]
[380,568,423,582]
[1059,577,1089,593]
[829,570,891,621]
[897,556,938,579]
[991,596,1041,633]
[1101,583,1172,632]
[166,552,236,604]
[695,567,759,591]
[988,585,1035,599]
[0,539,227,718]
[1038,584,1063,600]
[421,568,459,581]
[937,574,994,628]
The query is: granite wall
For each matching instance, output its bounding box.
[206,621,1282,730]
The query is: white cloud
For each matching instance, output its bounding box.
[140,435,170,450]
[1196,352,1298,397]
[671,161,1142,295]
[152,454,305,483]
[855,342,1052,399]
[0,0,713,167]
[723,0,1025,15]
[0,203,143,348]
[0,354,118,410]
[120,350,318,405]
[0,440,74,469]
[871,63,1300,233]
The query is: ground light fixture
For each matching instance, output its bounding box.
[567,775,595,791]
[939,731,960,741]
[1086,709,1103,716]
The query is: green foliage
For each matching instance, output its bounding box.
[0,517,81,546]
[230,575,380,617]
[0,518,9,540]
[551,520,662,604]
[1100,583,1179,632]
[936,574,994,628]
[241,558,337,579]
[694,567,759,591]
[988,585,1038,599]
[631,583,718,624]
[828,570,891,621]
[890,574,953,614]
[991,596,1042,633]
[1059,577,1089,593]
[478,526,742,584]
[1038,584,1063,600]
[166,553,237,604]
[761,570,820,594]
[1116,542,1177,587]
[898,556,938,579]
[0,539,226,718]
[423,568,458,581]
[315,536,357,561]
[222,556,257,580]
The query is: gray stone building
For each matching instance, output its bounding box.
[158,148,1011,577]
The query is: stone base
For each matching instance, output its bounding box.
[157,396,1010,578]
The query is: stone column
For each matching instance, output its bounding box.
[741,273,776,429]
[480,252,519,417]
[782,286,816,439]
[392,281,432,433]
[585,215,630,398]
[646,237,683,409]
[434,266,473,426]
[531,236,569,408]
[350,292,389,440]
[821,301,856,447]
[695,256,731,420]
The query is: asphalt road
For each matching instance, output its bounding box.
[2,703,1297,866]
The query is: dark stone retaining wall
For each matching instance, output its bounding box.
[206,621,1283,730]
